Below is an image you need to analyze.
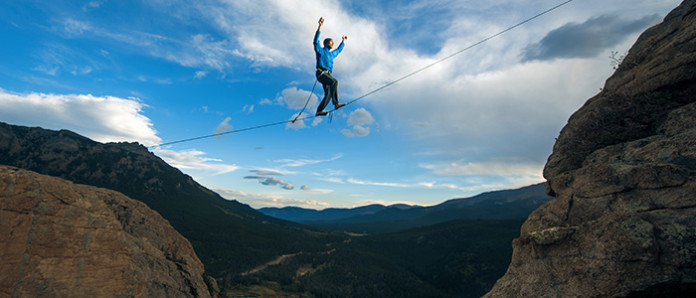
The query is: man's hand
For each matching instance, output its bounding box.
[342,36,348,42]
[318,17,324,30]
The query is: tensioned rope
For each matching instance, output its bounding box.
[152,0,574,148]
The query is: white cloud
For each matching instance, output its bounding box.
[420,159,544,177]
[277,87,318,110]
[213,116,233,138]
[61,18,92,37]
[347,108,375,126]
[242,104,255,113]
[301,185,334,194]
[317,177,346,184]
[286,112,308,130]
[275,154,343,168]
[345,176,511,193]
[342,108,374,137]
[347,178,410,188]
[153,148,240,175]
[0,89,161,146]
[341,125,370,137]
[419,158,546,190]
[194,70,207,79]
[82,1,106,12]
[214,188,332,209]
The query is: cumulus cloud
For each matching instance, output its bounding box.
[276,87,318,110]
[341,108,374,137]
[347,108,375,126]
[153,148,240,175]
[275,87,322,130]
[0,89,161,146]
[522,14,662,62]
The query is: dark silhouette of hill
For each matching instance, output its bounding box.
[259,204,391,222]
[261,183,551,234]
[0,121,343,283]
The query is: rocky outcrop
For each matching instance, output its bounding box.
[0,165,217,297]
[487,0,696,297]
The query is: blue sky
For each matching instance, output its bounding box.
[0,0,681,209]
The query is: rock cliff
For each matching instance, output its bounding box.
[0,165,217,297]
[487,0,696,296]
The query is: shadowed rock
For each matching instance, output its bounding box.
[487,0,696,296]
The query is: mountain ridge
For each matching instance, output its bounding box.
[260,183,551,234]
[259,203,421,223]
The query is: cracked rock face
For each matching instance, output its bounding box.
[0,166,217,297]
[487,1,696,297]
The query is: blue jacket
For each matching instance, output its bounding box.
[314,30,344,72]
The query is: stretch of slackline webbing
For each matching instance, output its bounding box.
[152,0,574,148]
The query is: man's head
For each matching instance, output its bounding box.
[323,38,334,49]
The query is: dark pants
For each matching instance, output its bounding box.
[316,69,338,113]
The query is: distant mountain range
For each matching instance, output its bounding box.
[260,183,551,234]
[259,204,397,222]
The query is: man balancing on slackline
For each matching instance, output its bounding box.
[314,17,347,116]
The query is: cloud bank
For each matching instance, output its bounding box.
[0,89,160,146]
